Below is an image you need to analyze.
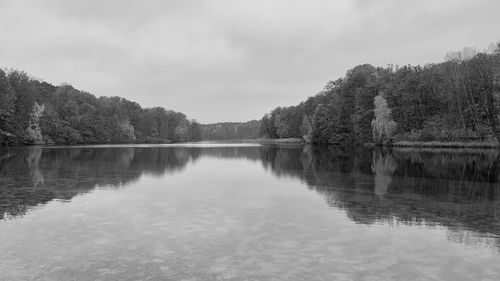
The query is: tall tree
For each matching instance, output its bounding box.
[371,93,397,145]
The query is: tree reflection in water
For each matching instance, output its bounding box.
[1,145,499,250]
[371,149,397,198]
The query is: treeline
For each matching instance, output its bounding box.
[260,42,500,144]
[0,69,202,145]
[200,120,260,140]
[3,41,500,146]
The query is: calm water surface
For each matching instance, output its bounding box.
[1,144,500,280]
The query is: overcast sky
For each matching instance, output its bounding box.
[0,0,499,123]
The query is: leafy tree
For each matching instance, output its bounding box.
[174,124,189,142]
[259,40,500,145]
[371,94,397,145]
[0,69,15,122]
[0,68,197,145]
[25,102,44,144]
[188,120,202,141]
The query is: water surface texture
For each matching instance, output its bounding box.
[1,144,500,280]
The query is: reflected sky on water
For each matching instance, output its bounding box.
[1,145,499,280]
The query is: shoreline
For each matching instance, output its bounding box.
[245,138,305,144]
[3,139,500,149]
[390,141,500,149]
[249,138,500,149]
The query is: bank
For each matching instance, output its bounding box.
[390,141,500,148]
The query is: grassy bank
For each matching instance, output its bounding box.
[246,138,500,148]
[391,141,500,148]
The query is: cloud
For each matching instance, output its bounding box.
[0,0,499,123]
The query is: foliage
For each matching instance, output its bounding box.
[0,69,199,145]
[259,41,500,144]
[3,40,500,146]
[201,120,260,140]
[371,94,397,144]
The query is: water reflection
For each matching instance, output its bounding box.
[1,145,500,250]
[371,149,397,197]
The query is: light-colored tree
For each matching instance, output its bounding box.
[486,42,500,55]
[371,94,397,145]
[118,119,136,141]
[174,125,189,142]
[445,47,477,62]
[26,102,45,144]
[300,115,313,143]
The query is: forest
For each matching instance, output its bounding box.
[0,70,202,145]
[200,120,261,140]
[1,41,500,146]
[259,42,500,145]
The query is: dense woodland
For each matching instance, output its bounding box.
[260,42,500,144]
[2,42,500,146]
[0,70,202,145]
[200,121,260,140]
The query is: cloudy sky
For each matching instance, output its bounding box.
[0,0,499,123]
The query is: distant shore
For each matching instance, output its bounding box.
[3,138,500,149]
[244,138,305,144]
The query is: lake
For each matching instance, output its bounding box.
[1,144,500,280]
